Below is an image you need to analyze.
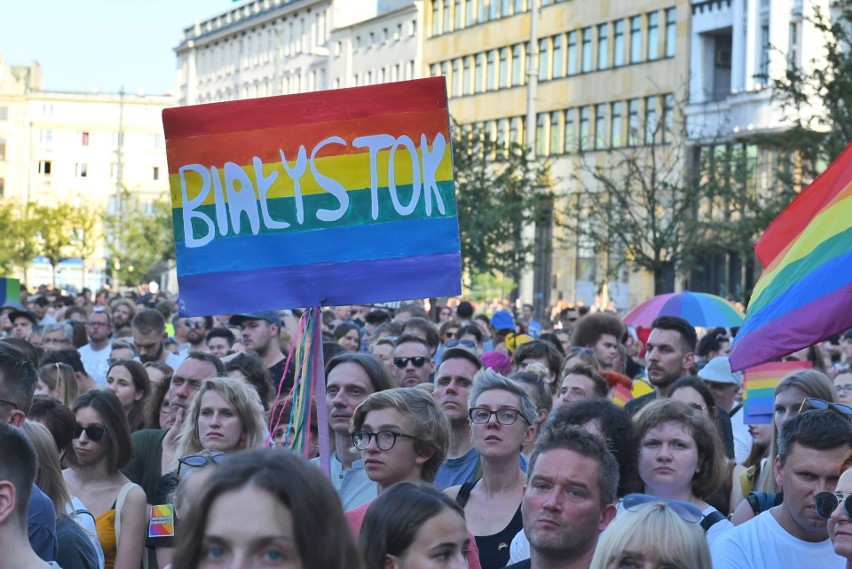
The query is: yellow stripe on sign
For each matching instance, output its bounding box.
[631,379,654,398]
[169,146,454,208]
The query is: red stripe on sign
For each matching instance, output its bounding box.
[162,77,449,140]
[165,108,450,173]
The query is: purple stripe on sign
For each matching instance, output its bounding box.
[729,284,852,370]
[177,252,462,316]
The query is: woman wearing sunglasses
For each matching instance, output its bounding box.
[445,369,536,569]
[633,398,733,545]
[823,451,852,567]
[64,389,147,569]
[589,494,712,569]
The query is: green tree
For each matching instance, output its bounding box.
[0,200,38,277]
[105,189,175,286]
[31,202,79,285]
[452,121,554,294]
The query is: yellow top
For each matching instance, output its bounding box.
[95,507,118,569]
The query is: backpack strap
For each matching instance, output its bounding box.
[113,482,135,546]
[700,510,727,533]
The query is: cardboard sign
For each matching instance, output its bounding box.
[148,504,175,538]
[162,78,461,315]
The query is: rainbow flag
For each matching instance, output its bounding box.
[742,361,811,424]
[729,141,852,371]
[0,278,20,306]
[611,384,633,407]
[162,78,460,315]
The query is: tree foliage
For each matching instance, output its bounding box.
[105,189,175,286]
[452,121,555,289]
[0,200,37,276]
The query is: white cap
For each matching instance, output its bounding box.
[698,356,742,386]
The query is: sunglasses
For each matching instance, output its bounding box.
[445,339,476,349]
[621,493,704,524]
[74,424,107,442]
[177,454,229,481]
[816,491,852,519]
[186,321,206,329]
[393,356,429,368]
[798,397,852,419]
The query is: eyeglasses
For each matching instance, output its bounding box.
[816,491,852,519]
[74,424,107,442]
[86,321,109,328]
[0,398,18,410]
[177,454,229,481]
[393,356,429,369]
[798,397,852,419]
[351,430,417,451]
[468,407,530,425]
[621,493,704,524]
[445,339,476,349]
[186,321,206,329]
[836,385,852,396]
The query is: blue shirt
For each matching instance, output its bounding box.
[28,483,58,561]
[434,448,529,490]
[312,453,377,510]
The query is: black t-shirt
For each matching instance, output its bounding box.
[268,358,294,395]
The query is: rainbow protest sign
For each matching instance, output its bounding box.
[162,78,461,316]
[0,278,20,306]
[742,361,812,424]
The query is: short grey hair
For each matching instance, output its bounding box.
[468,368,537,425]
[42,323,72,342]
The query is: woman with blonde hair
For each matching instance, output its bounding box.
[589,494,712,569]
[36,362,79,408]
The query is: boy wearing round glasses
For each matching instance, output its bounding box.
[713,409,852,568]
[391,334,434,388]
[345,387,450,532]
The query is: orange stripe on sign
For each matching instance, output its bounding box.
[166,109,451,174]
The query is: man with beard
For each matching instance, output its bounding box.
[391,334,434,388]
[433,345,482,489]
[131,309,183,369]
[109,298,136,334]
[77,310,112,386]
[506,424,618,569]
[230,311,292,394]
[624,316,696,415]
[184,316,212,353]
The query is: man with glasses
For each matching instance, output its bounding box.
[713,409,852,568]
[184,316,212,354]
[78,310,112,386]
[506,423,618,568]
[433,345,483,489]
[391,334,434,387]
[0,342,58,562]
[344,387,450,533]
[42,323,73,352]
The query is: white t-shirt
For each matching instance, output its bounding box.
[730,405,753,465]
[712,508,845,569]
[78,343,111,387]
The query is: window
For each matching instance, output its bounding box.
[431,63,440,77]
[611,101,623,147]
[552,34,563,78]
[0,137,4,161]
[444,0,451,32]
[499,47,509,87]
[478,0,486,23]
[598,24,609,70]
[38,160,52,175]
[515,0,525,12]
[647,12,659,60]
[475,53,484,92]
[432,2,440,35]
[759,23,770,77]
[628,98,639,146]
[536,113,547,156]
[466,0,474,26]
[509,116,519,144]
[497,118,508,147]
[788,21,800,70]
[503,0,511,16]
[567,31,577,75]
[76,163,88,177]
[452,59,461,96]
[564,108,575,152]
[463,57,471,95]
[539,38,548,81]
[512,44,522,85]
[579,107,591,150]
[630,16,642,63]
[595,104,606,149]
[662,93,674,143]
[490,0,499,19]
[40,130,53,144]
[153,166,160,180]
[665,8,676,57]
[645,96,657,144]
[581,27,593,72]
[487,50,496,90]
[454,0,462,29]
[613,20,625,66]
[550,111,561,154]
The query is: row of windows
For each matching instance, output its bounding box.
[336,20,418,55]
[35,160,161,181]
[431,0,567,36]
[34,130,162,149]
[473,93,675,157]
[342,60,418,88]
[430,8,676,98]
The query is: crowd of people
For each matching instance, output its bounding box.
[1,285,852,569]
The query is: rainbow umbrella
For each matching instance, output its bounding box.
[622,292,745,328]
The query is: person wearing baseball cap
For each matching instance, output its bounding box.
[698,356,749,463]
[229,311,293,394]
